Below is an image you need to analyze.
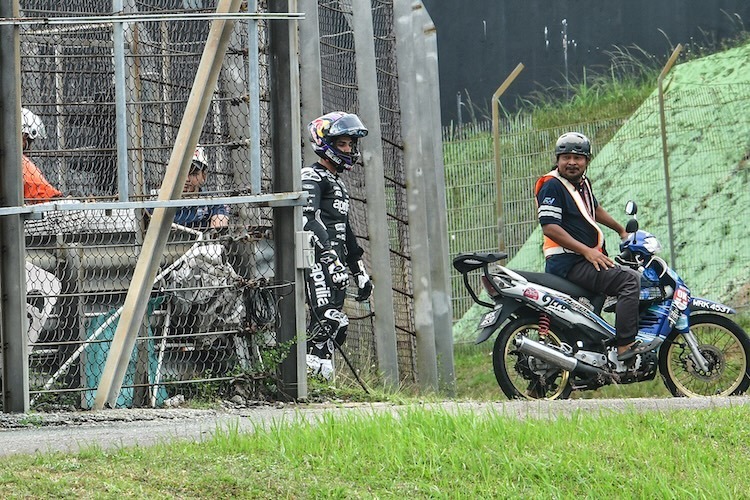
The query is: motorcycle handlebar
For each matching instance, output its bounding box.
[615,248,638,268]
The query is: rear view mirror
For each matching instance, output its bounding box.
[625,200,637,216]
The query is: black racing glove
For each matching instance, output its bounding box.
[320,249,348,290]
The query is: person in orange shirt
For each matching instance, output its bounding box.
[22,108,62,202]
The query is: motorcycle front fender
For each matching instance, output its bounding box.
[475,299,522,344]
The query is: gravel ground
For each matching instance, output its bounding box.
[1,396,749,457]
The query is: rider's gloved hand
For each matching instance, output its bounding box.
[320,249,348,290]
[352,259,373,302]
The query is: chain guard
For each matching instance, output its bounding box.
[513,352,562,395]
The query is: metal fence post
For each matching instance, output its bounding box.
[247,0,263,194]
[658,44,683,269]
[269,0,306,400]
[298,0,323,168]
[352,0,400,388]
[112,0,130,202]
[491,63,524,254]
[393,0,438,392]
[0,0,29,413]
[418,4,455,395]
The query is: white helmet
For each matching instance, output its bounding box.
[191,145,209,171]
[22,108,47,140]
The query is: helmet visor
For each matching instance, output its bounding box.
[328,114,368,139]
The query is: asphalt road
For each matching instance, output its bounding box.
[1,396,749,457]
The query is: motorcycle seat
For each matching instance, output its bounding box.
[512,270,605,313]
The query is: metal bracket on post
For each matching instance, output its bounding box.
[295,230,314,269]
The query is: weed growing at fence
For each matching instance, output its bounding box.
[164,339,296,406]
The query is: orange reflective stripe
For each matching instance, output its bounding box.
[536,170,604,257]
[534,175,554,197]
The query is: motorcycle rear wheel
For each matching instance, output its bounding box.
[659,313,750,397]
[493,316,573,400]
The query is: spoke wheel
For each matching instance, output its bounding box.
[659,313,750,397]
[493,316,573,400]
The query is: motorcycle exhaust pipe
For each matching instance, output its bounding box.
[513,336,610,378]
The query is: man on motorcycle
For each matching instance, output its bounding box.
[535,132,651,361]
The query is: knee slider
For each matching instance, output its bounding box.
[323,309,349,335]
[309,308,349,343]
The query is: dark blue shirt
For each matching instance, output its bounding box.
[536,174,600,278]
[147,188,229,229]
[173,203,228,228]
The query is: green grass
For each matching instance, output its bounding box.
[2,405,749,497]
[1,325,747,496]
[454,343,503,400]
[524,63,658,128]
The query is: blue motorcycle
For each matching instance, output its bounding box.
[453,201,750,399]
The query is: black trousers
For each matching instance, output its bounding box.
[565,260,640,347]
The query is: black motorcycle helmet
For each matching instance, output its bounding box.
[555,132,591,159]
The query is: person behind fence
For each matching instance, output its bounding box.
[302,111,374,380]
[22,107,63,203]
[535,132,654,361]
[172,145,229,229]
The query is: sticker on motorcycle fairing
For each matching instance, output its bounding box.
[668,305,680,327]
[523,288,539,300]
[673,286,690,311]
[479,308,501,328]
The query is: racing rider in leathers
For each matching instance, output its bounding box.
[302,112,373,380]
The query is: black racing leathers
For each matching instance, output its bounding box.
[302,162,364,359]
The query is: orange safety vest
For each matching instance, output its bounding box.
[534,169,604,258]
[23,155,62,202]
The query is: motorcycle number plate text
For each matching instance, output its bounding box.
[479,307,502,328]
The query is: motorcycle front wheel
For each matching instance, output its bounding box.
[493,316,573,400]
[659,313,750,397]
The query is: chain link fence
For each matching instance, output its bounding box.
[9,0,423,409]
[445,82,750,325]
[18,0,285,409]
[316,0,418,383]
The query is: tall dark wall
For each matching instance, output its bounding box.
[422,0,750,125]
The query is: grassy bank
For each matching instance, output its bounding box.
[1,405,748,497]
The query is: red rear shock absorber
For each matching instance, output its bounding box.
[538,312,550,337]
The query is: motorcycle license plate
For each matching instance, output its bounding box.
[479,307,502,328]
